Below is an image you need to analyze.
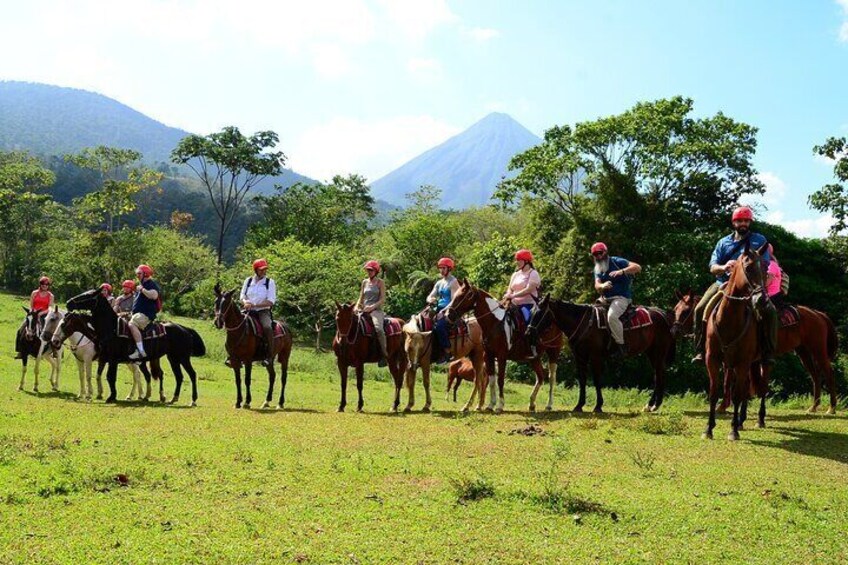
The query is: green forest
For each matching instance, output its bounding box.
[3,96,848,399]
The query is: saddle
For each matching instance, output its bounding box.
[593,304,653,332]
[414,310,469,339]
[116,318,167,340]
[359,314,403,337]
[506,306,528,336]
[778,305,800,328]
[244,313,288,340]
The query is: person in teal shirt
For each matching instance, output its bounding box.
[427,257,460,364]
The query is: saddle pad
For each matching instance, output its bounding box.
[778,305,800,328]
[360,315,403,337]
[117,319,166,340]
[416,313,434,332]
[449,319,469,338]
[595,305,653,331]
[245,316,287,338]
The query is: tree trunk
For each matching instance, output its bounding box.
[216,215,226,265]
[314,319,322,353]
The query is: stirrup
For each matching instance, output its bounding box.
[691,352,704,364]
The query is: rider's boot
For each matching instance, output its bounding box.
[691,323,705,364]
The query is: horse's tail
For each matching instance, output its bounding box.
[659,309,677,365]
[185,327,207,357]
[823,311,839,361]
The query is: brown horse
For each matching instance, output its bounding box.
[704,245,770,440]
[402,314,486,413]
[214,284,293,410]
[444,280,564,413]
[673,289,839,415]
[447,358,477,402]
[332,302,407,413]
[528,294,676,413]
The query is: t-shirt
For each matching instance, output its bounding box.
[508,269,541,306]
[709,232,771,283]
[595,256,632,299]
[429,275,458,310]
[132,279,161,320]
[766,260,782,297]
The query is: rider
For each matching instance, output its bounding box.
[591,242,642,358]
[765,243,786,310]
[239,258,277,367]
[99,283,115,307]
[15,276,55,359]
[355,260,389,367]
[427,257,460,364]
[504,249,541,356]
[127,264,161,361]
[113,280,136,317]
[691,206,777,365]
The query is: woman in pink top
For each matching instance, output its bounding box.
[765,243,785,308]
[503,249,541,323]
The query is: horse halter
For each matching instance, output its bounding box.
[444,286,475,323]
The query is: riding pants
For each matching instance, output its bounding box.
[254,309,275,364]
[434,314,451,350]
[693,282,722,353]
[606,297,631,345]
[369,309,388,357]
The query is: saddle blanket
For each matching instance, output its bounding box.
[360,315,403,337]
[117,319,167,340]
[778,305,800,328]
[415,313,469,338]
[244,316,288,339]
[594,305,653,331]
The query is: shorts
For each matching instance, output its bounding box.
[129,313,151,330]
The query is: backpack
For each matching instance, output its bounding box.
[155,286,163,312]
[780,269,790,296]
[244,276,270,292]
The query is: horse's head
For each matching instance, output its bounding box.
[526,294,553,345]
[51,311,77,349]
[671,288,698,337]
[213,285,237,329]
[67,289,99,312]
[22,307,38,341]
[402,319,432,372]
[40,305,64,343]
[730,243,768,300]
[334,301,356,337]
[444,278,477,324]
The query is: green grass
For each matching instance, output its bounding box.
[1,291,847,564]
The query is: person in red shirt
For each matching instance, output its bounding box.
[15,276,55,359]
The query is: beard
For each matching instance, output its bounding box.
[735,225,750,237]
[594,257,610,276]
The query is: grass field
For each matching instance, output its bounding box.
[1,291,847,564]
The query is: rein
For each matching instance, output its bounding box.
[713,252,765,355]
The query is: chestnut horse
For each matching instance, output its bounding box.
[673,289,839,415]
[444,280,564,413]
[402,314,486,413]
[333,302,407,412]
[703,245,770,440]
[213,284,293,410]
[446,358,477,402]
[527,294,676,413]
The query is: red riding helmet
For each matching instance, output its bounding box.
[252,258,269,271]
[732,206,754,222]
[590,242,608,255]
[122,280,135,290]
[437,257,455,270]
[100,283,113,293]
[363,260,381,273]
[136,264,153,277]
[514,249,534,263]
[39,276,51,285]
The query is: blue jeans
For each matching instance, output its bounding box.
[519,304,532,323]
[435,316,450,350]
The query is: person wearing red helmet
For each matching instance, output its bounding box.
[355,260,388,366]
[691,206,775,364]
[426,257,460,363]
[504,249,541,324]
[113,280,136,317]
[15,276,55,359]
[99,283,115,308]
[128,264,161,361]
[591,242,642,358]
[238,258,278,367]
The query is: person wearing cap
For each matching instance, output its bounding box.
[239,259,277,367]
[99,283,115,308]
[691,206,776,365]
[128,264,161,361]
[355,260,388,366]
[113,280,136,317]
[15,276,55,359]
[591,242,641,358]
[427,257,460,364]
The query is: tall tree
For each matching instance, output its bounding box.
[810,136,848,236]
[171,127,285,264]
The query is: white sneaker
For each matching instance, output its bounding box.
[128,350,145,360]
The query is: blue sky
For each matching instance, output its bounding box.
[1,0,847,236]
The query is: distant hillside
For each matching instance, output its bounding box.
[0,81,315,193]
[371,112,541,209]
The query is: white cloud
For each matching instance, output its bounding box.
[289,115,460,182]
[838,0,848,42]
[765,211,834,238]
[406,57,444,82]
[310,43,356,80]
[467,27,501,42]
[754,171,788,206]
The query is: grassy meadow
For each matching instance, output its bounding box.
[1,291,847,564]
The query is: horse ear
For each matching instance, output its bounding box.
[54,304,59,312]
[214,282,221,296]
[334,300,341,310]
[23,306,29,314]
[674,289,683,301]
[755,242,768,256]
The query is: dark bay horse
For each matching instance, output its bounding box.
[332,302,407,413]
[213,284,293,410]
[673,289,840,415]
[527,295,676,413]
[66,290,205,405]
[444,280,564,413]
[703,245,770,440]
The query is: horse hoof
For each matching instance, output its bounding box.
[356,408,364,413]
[403,406,413,414]
[337,406,345,413]
[593,407,604,414]
[105,397,116,404]
[701,432,713,440]
[528,405,536,413]
[276,405,284,411]
[649,405,659,413]
[242,403,251,410]
[52,387,59,392]
[33,387,38,393]
[96,395,103,400]
[808,406,818,413]
[260,401,270,410]
[827,408,836,415]
[17,385,23,391]
[716,407,727,414]
[159,396,166,403]
[642,404,651,413]
[190,401,197,408]
[494,407,504,414]
[235,403,242,409]
[572,407,583,413]
[422,406,431,413]
[545,406,553,412]
[727,432,740,441]
[141,397,149,403]
[125,396,132,401]
[757,422,765,429]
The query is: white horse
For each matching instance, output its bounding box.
[48,311,146,401]
[18,306,63,393]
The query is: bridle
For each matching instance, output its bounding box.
[335,307,360,346]
[671,297,696,336]
[713,251,766,354]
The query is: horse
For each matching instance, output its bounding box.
[213,284,293,410]
[17,306,61,393]
[703,244,771,441]
[446,358,476,402]
[443,280,564,413]
[672,289,840,415]
[332,302,407,413]
[66,290,205,405]
[49,311,147,401]
[401,313,486,413]
[527,295,676,413]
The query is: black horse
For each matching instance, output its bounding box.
[66,290,206,405]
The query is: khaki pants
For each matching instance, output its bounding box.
[369,309,388,357]
[606,297,631,345]
[693,282,722,353]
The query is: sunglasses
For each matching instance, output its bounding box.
[592,252,606,257]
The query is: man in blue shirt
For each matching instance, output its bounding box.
[128,264,161,360]
[592,242,642,358]
[691,206,777,365]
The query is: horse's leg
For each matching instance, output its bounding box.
[495,358,506,413]
[18,357,27,391]
[152,360,165,403]
[796,348,820,413]
[546,357,558,412]
[135,362,151,401]
[261,362,276,410]
[243,362,252,409]
[33,353,40,393]
[728,366,742,441]
[648,348,666,412]
[703,354,721,440]
[453,377,461,403]
[391,358,403,414]
[591,355,605,413]
[485,353,497,412]
[422,362,432,413]
[127,364,138,401]
[404,364,416,413]
[95,360,105,400]
[573,356,588,413]
[277,347,290,410]
[337,361,349,412]
[167,354,183,405]
[528,358,544,412]
[105,362,118,403]
[51,349,61,391]
[355,363,365,413]
[233,364,243,409]
[76,359,85,400]
[717,369,732,414]
[757,362,771,428]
